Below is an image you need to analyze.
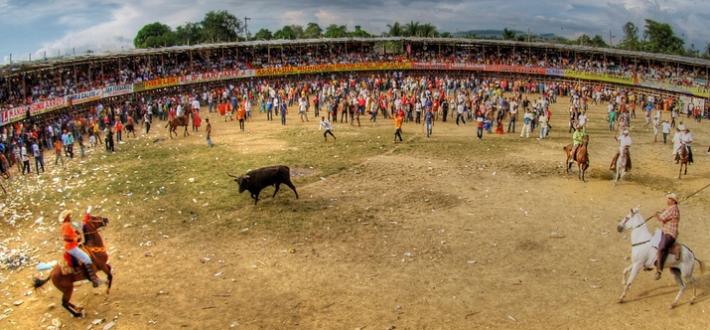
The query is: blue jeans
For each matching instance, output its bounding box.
[67,247,92,265]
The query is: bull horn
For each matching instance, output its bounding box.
[227,173,239,178]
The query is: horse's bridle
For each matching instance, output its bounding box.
[83,216,108,235]
[620,210,646,230]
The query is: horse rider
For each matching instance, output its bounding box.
[60,210,102,287]
[654,193,680,280]
[610,128,632,171]
[674,124,694,164]
[571,124,586,161]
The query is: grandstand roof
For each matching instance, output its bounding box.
[2,37,709,76]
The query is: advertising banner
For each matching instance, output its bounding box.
[103,84,133,97]
[66,89,103,106]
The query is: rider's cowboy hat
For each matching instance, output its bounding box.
[678,124,687,131]
[666,193,678,203]
[622,129,629,134]
[58,210,72,223]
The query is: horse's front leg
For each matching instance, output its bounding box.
[619,262,642,303]
[621,264,633,285]
[103,263,113,295]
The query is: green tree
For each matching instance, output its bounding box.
[419,23,438,37]
[324,24,348,38]
[201,10,242,43]
[576,34,592,46]
[404,21,420,37]
[304,22,322,38]
[134,22,175,48]
[619,22,640,51]
[642,19,684,55]
[439,32,452,38]
[502,28,516,40]
[289,25,305,39]
[704,42,710,59]
[175,22,203,45]
[387,22,403,37]
[349,25,371,38]
[273,25,297,40]
[591,35,608,48]
[253,28,273,40]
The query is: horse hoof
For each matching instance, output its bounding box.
[669,304,677,309]
[617,299,624,304]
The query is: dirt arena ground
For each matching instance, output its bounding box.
[1,94,709,329]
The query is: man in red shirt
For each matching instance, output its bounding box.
[60,210,102,287]
[654,193,680,280]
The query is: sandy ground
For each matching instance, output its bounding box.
[1,94,709,330]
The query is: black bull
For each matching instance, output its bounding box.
[228,165,299,205]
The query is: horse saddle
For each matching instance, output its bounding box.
[60,247,92,275]
[650,229,682,261]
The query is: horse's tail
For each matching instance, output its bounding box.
[33,273,51,289]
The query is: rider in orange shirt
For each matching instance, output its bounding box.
[60,210,102,287]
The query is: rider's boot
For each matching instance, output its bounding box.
[83,264,103,288]
[654,254,663,280]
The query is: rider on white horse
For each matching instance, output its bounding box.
[673,124,694,163]
[610,128,631,171]
[654,193,680,280]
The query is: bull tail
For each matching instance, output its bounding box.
[33,273,51,289]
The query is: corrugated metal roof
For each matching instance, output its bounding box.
[2,37,709,75]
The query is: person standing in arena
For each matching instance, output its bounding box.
[320,116,336,142]
[237,104,246,132]
[394,113,404,143]
[424,109,434,138]
[206,118,213,148]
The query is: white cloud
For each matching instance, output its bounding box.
[1,0,706,62]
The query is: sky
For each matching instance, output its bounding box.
[1,0,709,64]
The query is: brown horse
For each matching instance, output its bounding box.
[33,214,113,317]
[564,135,590,182]
[166,110,191,139]
[678,143,689,179]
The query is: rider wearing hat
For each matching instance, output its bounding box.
[654,193,680,280]
[60,210,102,287]
[610,128,632,171]
[674,124,694,164]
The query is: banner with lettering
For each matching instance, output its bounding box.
[103,84,133,97]
[66,89,103,106]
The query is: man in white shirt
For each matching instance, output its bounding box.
[611,129,632,171]
[320,116,335,142]
[298,97,308,122]
[675,124,694,163]
[661,120,671,144]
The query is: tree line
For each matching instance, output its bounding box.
[134,11,710,59]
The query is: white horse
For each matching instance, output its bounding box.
[616,207,705,308]
[613,149,627,183]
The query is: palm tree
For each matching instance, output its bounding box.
[420,23,438,37]
[405,21,421,37]
[387,22,403,37]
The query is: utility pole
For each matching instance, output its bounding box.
[244,16,251,40]
[608,30,614,46]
